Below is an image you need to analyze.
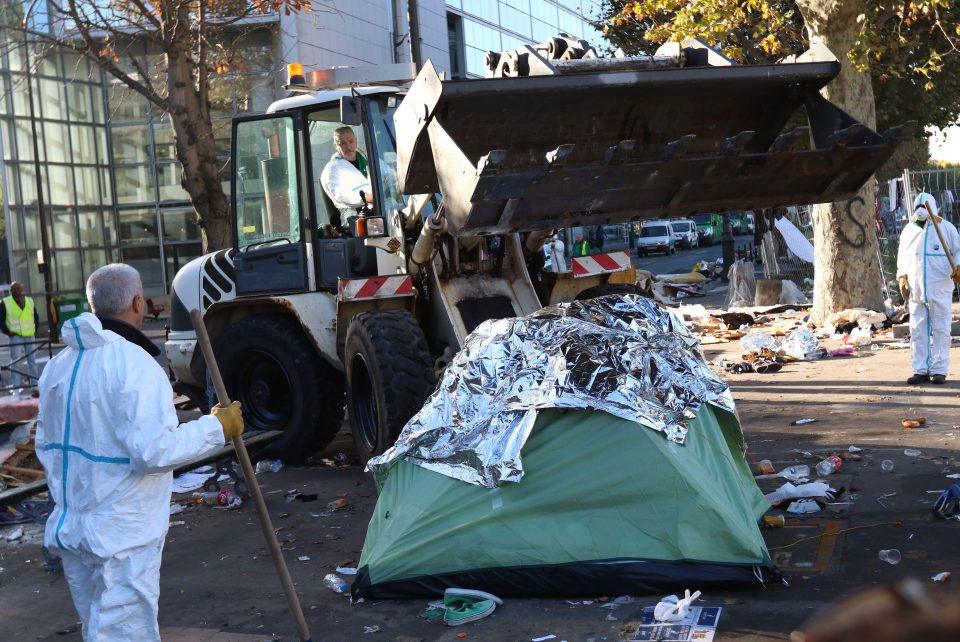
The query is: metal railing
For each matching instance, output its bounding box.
[0,335,54,395]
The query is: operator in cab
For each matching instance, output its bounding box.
[320,126,373,219]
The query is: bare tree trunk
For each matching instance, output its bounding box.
[796,0,885,322]
[165,16,232,251]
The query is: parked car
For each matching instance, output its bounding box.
[669,219,699,248]
[637,221,676,256]
[692,213,722,246]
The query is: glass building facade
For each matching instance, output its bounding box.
[0,23,280,313]
[446,0,602,78]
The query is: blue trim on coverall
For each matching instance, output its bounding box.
[54,319,85,548]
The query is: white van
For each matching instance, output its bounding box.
[669,219,698,248]
[637,221,676,256]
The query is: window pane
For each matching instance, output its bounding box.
[234,116,301,250]
[115,165,155,204]
[161,206,200,241]
[18,163,37,204]
[208,77,234,116]
[10,119,37,162]
[121,245,164,297]
[72,124,99,162]
[50,208,77,247]
[39,77,66,120]
[108,84,149,123]
[78,209,105,247]
[22,208,40,248]
[54,249,83,291]
[62,53,93,80]
[75,166,102,206]
[47,165,75,207]
[119,208,158,244]
[102,208,117,245]
[111,125,152,164]
[43,122,70,163]
[236,75,275,113]
[82,248,108,278]
[153,122,177,160]
[164,242,203,287]
[157,163,189,202]
[68,83,93,122]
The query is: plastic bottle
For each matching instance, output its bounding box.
[816,455,842,476]
[192,491,219,505]
[778,465,810,482]
[323,573,349,594]
[217,487,243,508]
[879,549,901,565]
[255,459,284,474]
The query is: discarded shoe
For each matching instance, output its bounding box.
[931,374,947,384]
[443,588,503,626]
[753,359,783,374]
[906,373,930,385]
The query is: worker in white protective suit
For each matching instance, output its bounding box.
[36,263,244,642]
[896,192,960,384]
[320,125,372,219]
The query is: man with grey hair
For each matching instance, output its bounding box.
[320,125,373,217]
[36,263,244,641]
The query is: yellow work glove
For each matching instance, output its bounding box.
[897,275,909,301]
[952,266,960,285]
[211,401,244,439]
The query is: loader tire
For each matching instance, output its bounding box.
[345,310,436,464]
[575,283,647,302]
[214,315,344,462]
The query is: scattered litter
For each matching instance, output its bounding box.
[286,491,318,503]
[765,481,832,506]
[532,636,557,642]
[776,465,811,483]
[779,280,809,305]
[933,484,960,519]
[633,599,721,641]
[336,566,358,575]
[848,445,862,453]
[654,590,701,623]
[5,526,24,541]
[946,474,960,479]
[169,520,186,528]
[881,460,895,472]
[172,466,230,494]
[364,625,381,633]
[255,459,284,474]
[756,459,775,475]
[829,346,855,357]
[902,417,927,429]
[741,332,777,354]
[791,418,817,426]
[169,504,184,516]
[904,449,922,457]
[932,572,951,583]
[323,573,349,593]
[780,327,819,360]
[327,498,350,510]
[786,499,822,514]
[457,633,470,639]
[761,515,786,528]
[878,549,901,565]
[298,556,311,562]
[816,455,842,477]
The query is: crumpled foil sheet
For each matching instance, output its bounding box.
[368,295,736,488]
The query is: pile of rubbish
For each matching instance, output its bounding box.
[0,420,44,487]
[638,258,725,306]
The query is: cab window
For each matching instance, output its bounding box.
[308,109,369,234]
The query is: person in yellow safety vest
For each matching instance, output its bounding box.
[571,232,592,257]
[1,282,39,389]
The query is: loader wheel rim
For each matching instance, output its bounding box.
[350,353,380,452]
[235,349,293,429]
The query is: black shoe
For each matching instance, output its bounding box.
[907,373,931,385]
[932,374,947,384]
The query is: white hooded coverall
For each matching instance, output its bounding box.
[319,152,371,214]
[37,313,225,641]
[896,200,960,376]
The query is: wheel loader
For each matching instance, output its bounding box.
[164,35,911,461]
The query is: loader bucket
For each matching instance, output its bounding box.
[395,49,912,237]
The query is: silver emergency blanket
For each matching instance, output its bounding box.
[368,295,736,488]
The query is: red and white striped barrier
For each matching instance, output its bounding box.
[571,251,632,278]
[338,275,415,301]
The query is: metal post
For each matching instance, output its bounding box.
[22,33,58,344]
[721,215,735,281]
[407,0,422,71]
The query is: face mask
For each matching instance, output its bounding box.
[914,207,929,222]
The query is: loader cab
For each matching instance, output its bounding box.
[230,90,407,296]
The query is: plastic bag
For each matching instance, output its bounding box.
[740,331,777,353]
[779,279,810,305]
[725,260,756,309]
[780,327,819,360]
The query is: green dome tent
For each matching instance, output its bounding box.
[354,405,774,598]
[354,296,776,598]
